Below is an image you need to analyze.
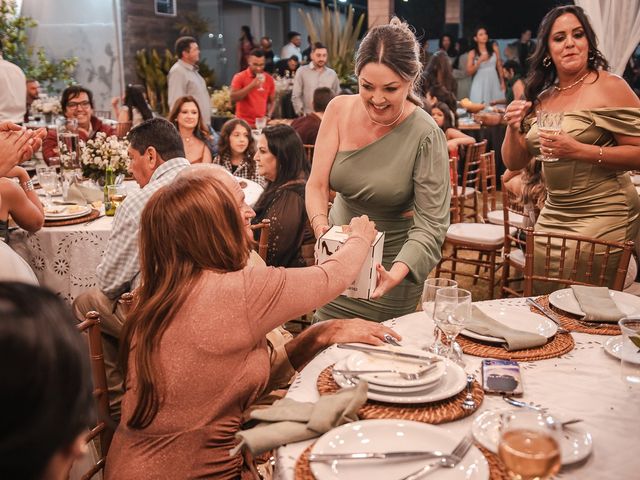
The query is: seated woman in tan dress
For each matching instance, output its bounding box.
[253,124,314,267]
[168,95,213,164]
[104,176,377,479]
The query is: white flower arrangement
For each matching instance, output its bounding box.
[210,86,234,116]
[80,132,130,182]
[31,96,62,114]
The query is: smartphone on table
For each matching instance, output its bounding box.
[482,359,524,395]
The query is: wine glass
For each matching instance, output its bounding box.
[39,171,59,207]
[536,110,564,162]
[433,287,471,362]
[498,411,562,480]
[422,278,457,355]
[255,116,268,133]
[256,73,265,92]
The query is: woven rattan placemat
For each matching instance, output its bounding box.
[44,208,100,227]
[457,331,575,361]
[317,365,484,425]
[533,295,621,336]
[294,442,509,480]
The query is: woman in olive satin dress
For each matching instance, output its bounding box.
[502,5,640,294]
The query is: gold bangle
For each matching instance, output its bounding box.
[598,146,603,164]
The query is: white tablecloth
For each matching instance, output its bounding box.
[275,297,640,479]
[11,215,114,303]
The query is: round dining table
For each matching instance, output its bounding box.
[274,296,640,479]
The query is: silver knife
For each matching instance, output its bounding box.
[308,451,450,463]
[526,298,570,334]
[336,344,441,363]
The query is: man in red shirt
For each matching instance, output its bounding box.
[230,49,275,127]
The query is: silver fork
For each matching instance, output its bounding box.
[399,433,474,480]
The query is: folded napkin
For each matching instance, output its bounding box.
[232,380,368,456]
[465,305,548,351]
[64,182,103,205]
[570,285,624,323]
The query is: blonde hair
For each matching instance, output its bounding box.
[355,17,424,107]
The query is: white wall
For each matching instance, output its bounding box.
[21,0,121,112]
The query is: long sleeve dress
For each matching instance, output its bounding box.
[525,108,640,293]
[314,108,451,323]
[104,234,370,479]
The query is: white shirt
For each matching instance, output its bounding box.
[0,55,26,123]
[291,63,340,115]
[167,59,211,127]
[280,43,302,61]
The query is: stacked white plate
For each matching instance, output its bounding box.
[332,347,467,404]
[44,204,92,221]
[549,288,640,317]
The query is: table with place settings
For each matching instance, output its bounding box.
[274,296,640,479]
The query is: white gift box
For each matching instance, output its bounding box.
[316,226,385,299]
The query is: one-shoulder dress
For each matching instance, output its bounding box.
[314,108,451,322]
[525,108,640,294]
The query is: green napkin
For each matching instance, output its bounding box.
[465,305,548,351]
[570,285,624,323]
[64,182,102,205]
[232,380,368,456]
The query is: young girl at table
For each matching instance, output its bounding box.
[105,175,377,479]
[428,102,475,159]
[214,118,266,187]
[0,165,44,241]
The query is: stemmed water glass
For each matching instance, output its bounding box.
[39,170,59,207]
[433,287,471,363]
[422,278,457,355]
[498,410,562,480]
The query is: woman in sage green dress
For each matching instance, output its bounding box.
[502,5,640,294]
[306,19,450,322]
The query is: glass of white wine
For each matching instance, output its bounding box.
[433,287,471,362]
[39,170,59,207]
[498,411,561,480]
[536,110,564,162]
[422,278,457,355]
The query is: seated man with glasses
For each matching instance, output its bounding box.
[42,85,115,164]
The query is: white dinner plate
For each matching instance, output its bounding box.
[332,358,443,394]
[333,358,467,404]
[603,336,624,360]
[44,205,92,220]
[310,419,489,480]
[549,288,640,317]
[345,349,446,388]
[461,306,558,344]
[472,410,593,466]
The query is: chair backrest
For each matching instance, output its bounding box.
[303,144,314,164]
[250,219,271,261]
[523,229,634,295]
[115,121,132,139]
[76,311,114,480]
[481,150,497,221]
[501,185,527,297]
[460,140,487,222]
[94,110,112,120]
[119,291,135,316]
[448,156,461,224]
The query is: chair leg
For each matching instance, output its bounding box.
[451,246,458,281]
[488,251,497,300]
[500,260,511,298]
[435,258,443,278]
[473,251,483,285]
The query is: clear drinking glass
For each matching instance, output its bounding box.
[39,171,59,207]
[422,278,458,355]
[619,316,640,386]
[59,132,80,169]
[498,411,562,480]
[256,73,265,92]
[106,184,127,216]
[536,110,564,162]
[255,116,268,132]
[433,287,471,362]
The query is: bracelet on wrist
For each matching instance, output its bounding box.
[21,179,34,192]
[597,146,603,164]
[309,213,328,226]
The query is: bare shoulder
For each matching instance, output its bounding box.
[596,71,640,107]
[326,94,357,112]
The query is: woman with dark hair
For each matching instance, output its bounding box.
[429,101,475,157]
[467,26,505,104]
[214,118,264,186]
[104,176,377,479]
[0,282,93,480]
[502,5,640,293]
[421,51,458,100]
[306,18,450,322]
[239,25,255,71]
[425,84,458,126]
[112,84,153,126]
[253,124,313,267]
[438,33,456,59]
[168,95,213,164]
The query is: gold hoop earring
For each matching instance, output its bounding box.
[543,56,552,68]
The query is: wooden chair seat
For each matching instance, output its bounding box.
[446,223,513,246]
[487,209,526,228]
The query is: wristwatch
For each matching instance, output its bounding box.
[21,179,35,192]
